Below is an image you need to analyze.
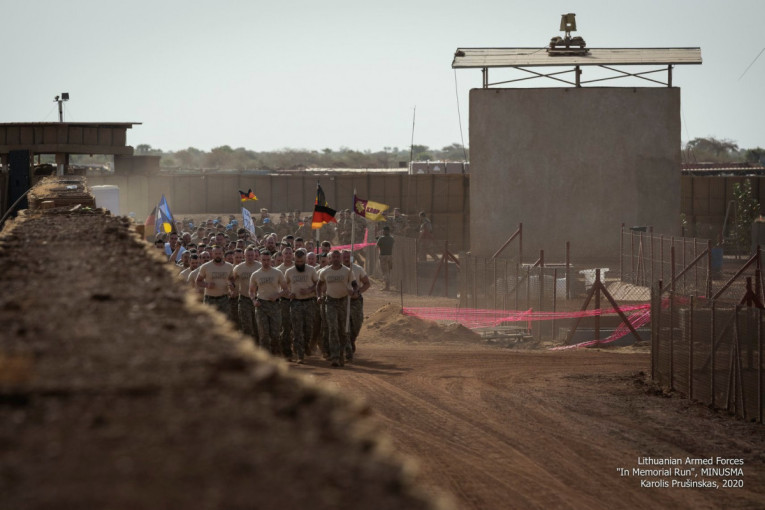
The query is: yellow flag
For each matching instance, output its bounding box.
[354,195,389,221]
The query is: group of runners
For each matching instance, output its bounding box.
[153,212,397,368]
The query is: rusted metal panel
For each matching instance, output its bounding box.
[68,126,83,145]
[19,127,34,145]
[56,125,68,144]
[43,126,57,144]
[83,127,99,145]
[97,127,113,146]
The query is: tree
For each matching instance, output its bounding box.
[744,147,765,164]
[440,143,468,161]
[135,143,164,155]
[732,179,761,253]
[684,137,740,163]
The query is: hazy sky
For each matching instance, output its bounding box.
[2,0,763,153]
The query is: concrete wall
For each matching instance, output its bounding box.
[469,87,681,261]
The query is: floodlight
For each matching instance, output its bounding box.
[560,13,577,33]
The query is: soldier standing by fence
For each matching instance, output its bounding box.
[418,211,438,261]
[376,225,394,291]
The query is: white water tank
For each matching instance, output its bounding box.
[91,185,120,215]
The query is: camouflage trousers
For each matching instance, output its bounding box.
[290,298,317,361]
[255,300,281,353]
[204,294,230,316]
[279,299,293,359]
[238,297,259,344]
[229,294,241,330]
[324,296,349,364]
[347,296,364,358]
[379,255,392,287]
[312,301,326,357]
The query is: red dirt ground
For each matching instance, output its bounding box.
[2,198,764,509]
[290,290,765,510]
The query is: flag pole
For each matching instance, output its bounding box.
[346,189,356,336]
[315,181,321,245]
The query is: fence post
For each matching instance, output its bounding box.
[519,222,523,264]
[553,268,558,340]
[650,231,655,288]
[693,239,698,295]
[492,257,497,310]
[630,230,635,284]
[539,265,545,340]
[526,265,531,312]
[652,280,662,381]
[619,223,624,282]
[514,262,519,310]
[670,244,676,292]
[689,296,694,399]
[595,268,601,345]
[660,235,665,284]
[682,237,687,293]
[759,306,763,424]
[504,259,509,311]
[565,241,571,299]
[707,240,713,299]
[444,241,449,298]
[669,282,675,391]
[711,300,716,408]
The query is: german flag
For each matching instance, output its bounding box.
[311,183,337,229]
[239,189,257,202]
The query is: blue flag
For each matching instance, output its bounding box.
[242,207,256,236]
[155,195,175,234]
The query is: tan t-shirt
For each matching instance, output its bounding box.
[249,267,286,301]
[276,262,294,274]
[233,261,261,296]
[197,261,234,297]
[319,265,352,299]
[187,267,203,294]
[178,267,191,281]
[347,263,368,290]
[285,264,319,299]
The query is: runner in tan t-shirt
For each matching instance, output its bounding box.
[318,250,353,367]
[285,248,319,363]
[196,246,235,315]
[249,250,287,354]
[233,247,262,341]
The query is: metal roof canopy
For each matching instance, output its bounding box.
[452,47,702,88]
[0,122,141,156]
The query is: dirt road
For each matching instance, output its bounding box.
[293,290,765,510]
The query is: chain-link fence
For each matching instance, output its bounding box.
[652,286,764,423]
[620,228,711,297]
[364,236,460,297]
[457,254,574,341]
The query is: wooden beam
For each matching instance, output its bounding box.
[0,144,134,155]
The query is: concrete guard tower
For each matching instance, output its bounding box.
[453,18,701,260]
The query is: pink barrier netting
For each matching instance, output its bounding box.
[334,229,375,251]
[403,305,649,329]
[402,304,653,350]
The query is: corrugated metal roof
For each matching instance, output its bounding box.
[682,162,765,176]
[0,122,141,127]
[452,47,702,68]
